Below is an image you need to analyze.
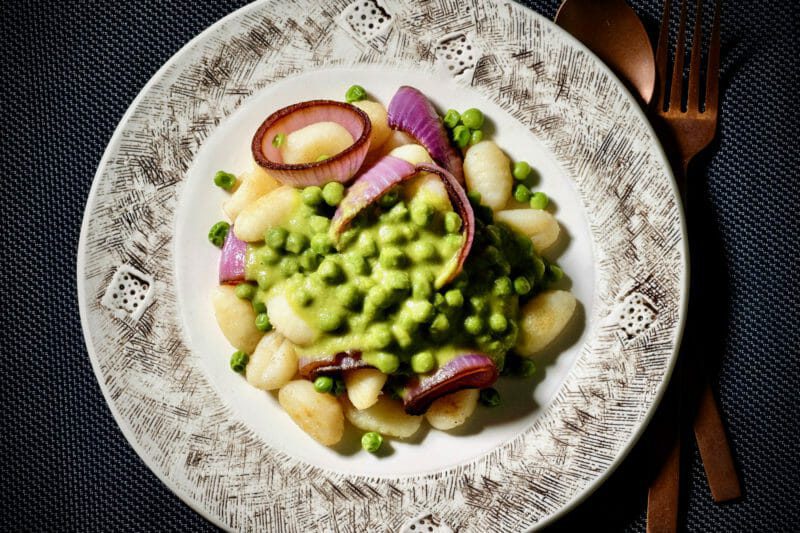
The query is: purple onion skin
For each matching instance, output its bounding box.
[219,226,247,284]
[402,353,498,415]
[298,351,371,380]
[387,86,464,184]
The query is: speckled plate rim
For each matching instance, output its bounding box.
[77,1,688,531]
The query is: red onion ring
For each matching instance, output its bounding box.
[402,353,498,415]
[219,225,246,284]
[298,351,370,380]
[251,100,372,187]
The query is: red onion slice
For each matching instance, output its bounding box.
[219,225,246,284]
[416,163,474,288]
[298,351,370,379]
[251,100,372,187]
[387,86,464,184]
[330,155,417,236]
[402,353,498,415]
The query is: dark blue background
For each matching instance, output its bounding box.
[2,1,798,530]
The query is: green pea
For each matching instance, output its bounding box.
[460,108,484,129]
[452,125,470,148]
[489,313,508,333]
[255,313,272,331]
[318,259,344,283]
[406,300,434,323]
[409,241,438,263]
[332,378,346,396]
[517,358,536,378]
[430,313,450,334]
[378,225,405,245]
[493,276,513,296]
[443,109,460,129]
[444,211,462,233]
[411,271,434,300]
[411,351,435,374]
[365,323,393,349]
[293,287,314,307]
[344,254,369,276]
[322,182,345,206]
[378,189,400,208]
[314,376,334,393]
[266,227,288,249]
[230,350,249,374]
[355,233,377,257]
[410,201,434,227]
[514,276,532,295]
[302,186,323,206]
[366,286,393,310]
[371,352,400,374]
[532,256,546,280]
[529,191,549,210]
[467,190,482,205]
[339,227,359,249]
[234,283,255,300]
[213,170,236,191]
[433,293,446,308]
[486,225,504,246]
[480,388,501,407]
[345,84,367,103]
[309,233,333,255]
[391,324,414,349]
[385,201,409,222]
[386,271,411,293]
[334,285,360,310]
[445,289,464,308]
[252,300,267,314]
[470,129,484,145]
[318,308,345,332]
[361,431,383,453]
[470,296,488,314]
[285,232,309,254]
[259,246,281,265]
[279,257,299,276]
[272,133,286,148]
[309,215,330,233]
[208,221,230,247]
[514,184,531,203]
[465,315,484,335]
[548,263,564,282]
[379,246,407,269]
[299,249,321,271]
[442,234,464,255]
[513,161,531,181]
[255,270,271,290]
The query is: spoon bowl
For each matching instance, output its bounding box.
[555,0,655,104]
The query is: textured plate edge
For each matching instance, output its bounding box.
[73,0,691,530]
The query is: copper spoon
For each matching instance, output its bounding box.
[555,0,655,104]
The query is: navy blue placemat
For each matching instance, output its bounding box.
[2,1,798,531]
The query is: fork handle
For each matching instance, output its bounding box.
[694,382,742,501]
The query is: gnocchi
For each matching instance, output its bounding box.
[342,396,423,439]
[463,140,513,211]
[280,121,353,165]
[425,389,479,430]
[245,331,298,391]
[344,368,387,410]
[266,292,318,346]
[223,163,279,222]
[279,380,345,446]
[515,290,577,356]
[353,100,391,152]
[495,208,561,252]
[211,285,263,354]
[233,185,301,242]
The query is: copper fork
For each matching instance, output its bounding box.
[646,1,739,532]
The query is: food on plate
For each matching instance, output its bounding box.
[209,85,577,449]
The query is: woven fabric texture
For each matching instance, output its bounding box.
[1,1,798,531]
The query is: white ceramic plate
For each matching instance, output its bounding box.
[78,1,687,531]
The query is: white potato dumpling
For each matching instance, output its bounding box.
[342,395,423,439]
[279,380,344,446]
[403,172,452,213]
[380,130,416,154]
[211,285,263,354]
[280,121,354,164]
[463,140,513,211]
[246,331,298,391]
[233,185,301,242]
[353,100,391,152]
[389,144,433,165]
[344,368,387,410]
[266,292,318,346]
[425,389,479,431]
[223,164,279,222]
[516,290,577,356]
[495,208,561,253]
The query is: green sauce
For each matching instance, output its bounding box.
[244,184,547,376]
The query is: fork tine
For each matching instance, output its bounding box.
[654,0,672,110]
[705,0,721,114]
[669,0,688,111]
[687,0,703,112]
